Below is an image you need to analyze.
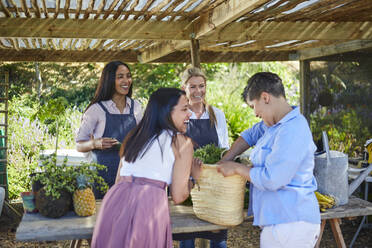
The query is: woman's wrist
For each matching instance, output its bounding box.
[91,139,96,150]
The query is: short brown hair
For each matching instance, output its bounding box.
[242,72,285,102]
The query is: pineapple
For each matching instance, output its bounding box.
[73,175,96,216]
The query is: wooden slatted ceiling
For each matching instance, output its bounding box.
[241,0,372,22]
[0,0,371,63]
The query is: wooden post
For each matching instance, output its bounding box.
[190,37,201,68]
[329,218,346,248]
[299,60,310,122]
[315,219,326,248]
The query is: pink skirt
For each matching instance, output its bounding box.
[91,176,172,248]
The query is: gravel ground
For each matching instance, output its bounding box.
[1,202,371,248]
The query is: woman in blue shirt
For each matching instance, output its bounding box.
[218,72,321,248]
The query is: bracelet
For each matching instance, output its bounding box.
[189,176,195,188]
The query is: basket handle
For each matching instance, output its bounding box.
[220,148,251,165]
[220,148,229,159]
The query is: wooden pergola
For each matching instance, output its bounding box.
[1,0,372,198]
[1,0,371,111]
[0,0,371,64]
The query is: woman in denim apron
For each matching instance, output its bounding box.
[76,61,143,199]
[175,66,229,248]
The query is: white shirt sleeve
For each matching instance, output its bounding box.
[132,99,144,124]
[75,104,105,142]
[212,106,230,149]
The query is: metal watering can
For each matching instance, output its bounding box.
[314,132,372,206]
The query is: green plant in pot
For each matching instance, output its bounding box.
[31,97,108,218]
[33,155,107,218]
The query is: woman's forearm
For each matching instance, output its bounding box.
[221,136,250,161]
[76,140,95,152]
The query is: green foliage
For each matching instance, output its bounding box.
[7,96,54,199]
[34,97,68,123]
[130,63,224,105]
[0,62,101,105]
[130,63,184,104]
[33,154,108,200]
[309,61,372,157]
[194,144,226,164]
[311,108,369,157]
[47,84,95,110]
[33,96,69,153]
[7,95,81,199]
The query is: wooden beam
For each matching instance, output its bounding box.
[195,0,267,39]
[0,18,190,40]
[204,21,372,42]
[0,48,293,63]
[295,40,372,60]
[190,38,200,68]
[309,51,372,62]
[138,40,189,63]
[0,49,139,62]
[151,50,293,63]
[200,40,342,52]
[299,60,310,122]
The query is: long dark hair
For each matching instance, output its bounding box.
[85,61,132,112]
[120,88,186,163]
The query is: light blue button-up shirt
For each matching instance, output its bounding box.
[241,107,321,226]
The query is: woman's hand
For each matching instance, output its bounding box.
[217,161,239,177]
[217,161,252,181]
[191,158,202,180]
[93,137,119,150]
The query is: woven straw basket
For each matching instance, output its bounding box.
[190,163,247,226]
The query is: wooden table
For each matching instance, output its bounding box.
[315,196,372,248]
[16,197,372,248]
[15,202,226,243]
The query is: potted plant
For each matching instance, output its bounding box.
[29,97,67,195]
[30,97,108,218]
[33,154,107,218]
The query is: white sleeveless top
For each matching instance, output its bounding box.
[120,130,175,184]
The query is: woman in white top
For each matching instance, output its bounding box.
[75,61,143,198]
[176,66,229,248]
[91,88,201,248]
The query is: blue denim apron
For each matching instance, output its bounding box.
[186,119,219,149]
[175,118,227,246]
[92,99,136,199]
